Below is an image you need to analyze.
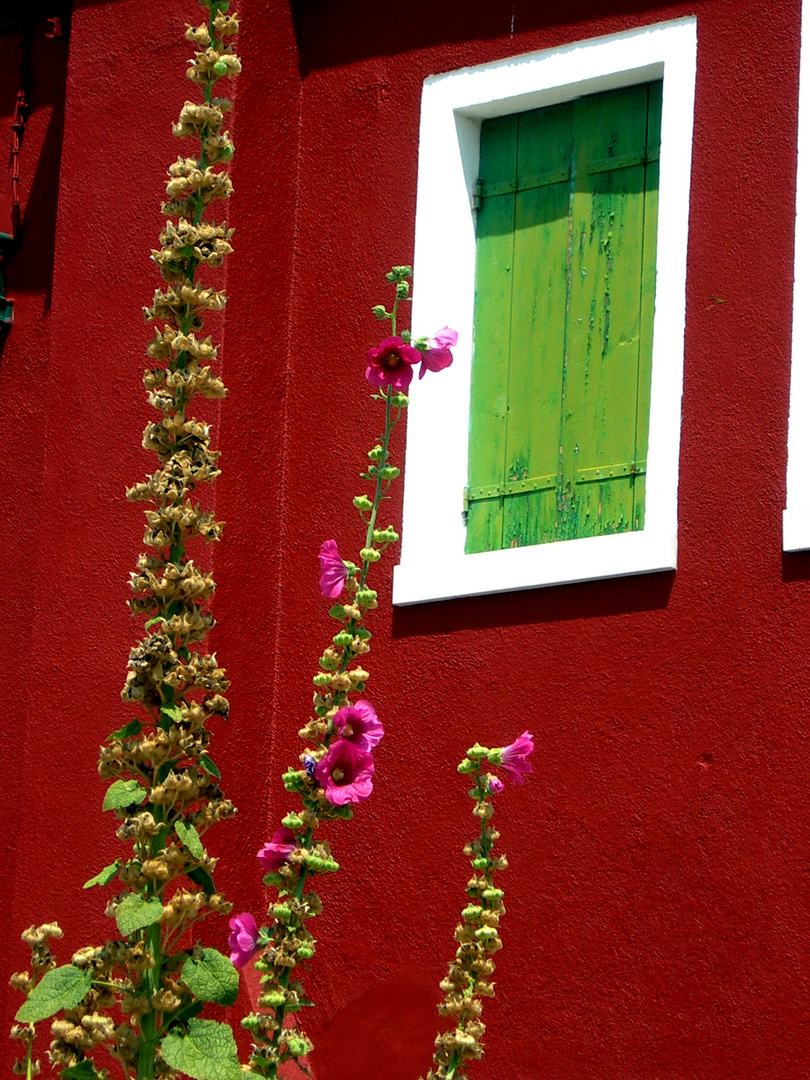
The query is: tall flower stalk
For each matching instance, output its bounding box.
[424,735,534,1080]
[10,6,243,1080]
[237,268,423,1079]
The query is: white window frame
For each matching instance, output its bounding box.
[784,0,810,551]
[393,17,697,606]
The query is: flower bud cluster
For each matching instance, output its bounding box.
[422,765,510,1080]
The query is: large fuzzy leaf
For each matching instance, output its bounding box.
[115,893,164,936]
[181,949,239,1006]
[15,966,92,1024]
[160,1019,243,1080]
[102,779,147,812]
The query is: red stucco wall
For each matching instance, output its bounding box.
[2,0,809,1077]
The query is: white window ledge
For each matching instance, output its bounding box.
[394,17,697,605]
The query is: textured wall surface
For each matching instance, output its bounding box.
[1,0,808,1077]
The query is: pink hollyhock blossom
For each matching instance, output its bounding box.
[314,739,375,805]
[365,336,421,392]
[228,912,260,969]
[488,776,505,795]
[498,730,534,784]
[256,827,297,873]
[419,326,458,379]
[333,700,384,753]
[319,539,348,599]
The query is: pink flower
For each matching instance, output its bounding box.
[319,539,348,599]
[365,336,421,392]
[256,827,297,873]
[498,731,534,784]
[333,700,384,753]
[488,776,505,795]
[314,739,375,805]
[419,326,457,379]
[228,912,260,969]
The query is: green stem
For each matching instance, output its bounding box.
[391,295,400,337]
[24,1030,34,1080]
[362,388,394,566]
[136,921,164,1080]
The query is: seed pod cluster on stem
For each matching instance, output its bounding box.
[9,5,242,1080]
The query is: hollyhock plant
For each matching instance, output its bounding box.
[419,325,458,379]
[365,335,421,391]
[257,827,297,873]
[488,775,505,795]
[332,699,384,752]
[9,10,244,1080]
[319,539,348,599]
[314,738,375,805]
[229,912,261,970]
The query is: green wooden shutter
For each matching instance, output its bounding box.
[465,80,662,554]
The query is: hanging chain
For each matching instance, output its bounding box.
[9,84,29,240]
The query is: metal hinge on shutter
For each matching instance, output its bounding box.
[575,460,647,484]
[464,472,557,512]
[474,150,659,206]
[463,461,647,513]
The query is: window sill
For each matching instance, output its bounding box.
[783,508,810,552]
[393,528,677,605]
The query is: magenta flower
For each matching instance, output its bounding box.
[488,776,505,795]
[319,539,348,599]
[333,700,384,753]
[365,336,421,392]
[419,326,457,379]
[498,730,534,784]
[314,739,375,805]
[256,827,297,873]
[228,912,260,969]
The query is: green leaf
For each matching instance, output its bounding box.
[83,861,120,889]
[187,866,216,895]
[61,1060,105,1080]
[15,965,92,1024]
[161,704,183,725]
[199,755,221,780]
[102,779,147,812]
[160,1019,244,1080]
[115,893,164,937]
[108,719,142,741]
[176,820,205,860]
[181,949,239,1006]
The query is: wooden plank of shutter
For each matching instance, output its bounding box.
[560,83,654,539]
[503,102,572,548]
[633,80,662,530]
[466,114,518,555]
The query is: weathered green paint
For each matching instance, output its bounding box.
[466,81,661,554]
